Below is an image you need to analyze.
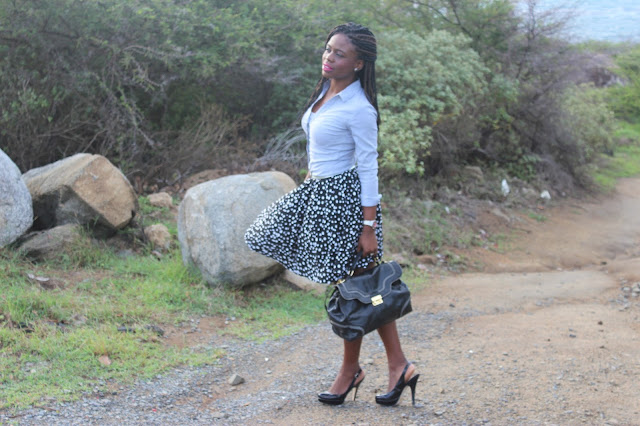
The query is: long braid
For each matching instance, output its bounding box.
[303,23,380,126]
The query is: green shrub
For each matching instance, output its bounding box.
[377,29,488,175]
[557,84,617,164]
[607,45,640,122]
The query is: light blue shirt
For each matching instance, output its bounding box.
[301,80,381,206]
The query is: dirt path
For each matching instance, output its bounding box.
[9,179,639,425]
[232,178,640,425]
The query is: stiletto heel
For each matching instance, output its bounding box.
[407,374,419,406]
[318,368,364,405]
[352,383,359,401]
[375,363,420,406]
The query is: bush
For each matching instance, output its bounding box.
[376,29,488,175]
[557,84,616,163]
[0,0,372,183]
[0,0,259,173]
[607,45,640,122]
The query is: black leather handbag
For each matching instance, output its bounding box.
[325,258,413,341]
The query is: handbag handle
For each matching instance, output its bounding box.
[351,251,381,271]
[344,251,381,280]
[324,251,382,311]
[325,251,381,308]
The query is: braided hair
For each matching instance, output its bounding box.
[304,22,380,126]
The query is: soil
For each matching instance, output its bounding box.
[164,177,639,425]
[6,178,639,425]
[231,177,640,425]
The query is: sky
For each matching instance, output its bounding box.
[518,0,640,42]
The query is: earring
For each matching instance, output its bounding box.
[354,68,359,71]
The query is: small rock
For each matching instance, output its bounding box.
[147,192,174,209]
[144,325,165,336]
[490,207,511,224]
[228,373,245,386]
[363,358,374,365]
[144,224,172,251]
[211,412,227,419]
[98,355,112,366]
[71,314,87,325]
[463,166,484,182]
[501,179,510,197]
[416,254,437,265]
[388,253,409,266]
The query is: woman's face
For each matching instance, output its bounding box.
[322,33,363,82]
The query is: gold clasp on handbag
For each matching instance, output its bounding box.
[371,295,383,306]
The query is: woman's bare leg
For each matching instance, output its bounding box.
[326,261,378,394]
[328,337,365,394]
[377,320,415,391]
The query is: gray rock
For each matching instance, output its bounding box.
[23,153,138,233]
[144,224,172,251]
[282,270,325,295]
[178,171,296,287]
[389,252,410,266]
[0,149,33,247]
[16,224,84,261]
[490,207,511,224]
[228,374,245,386]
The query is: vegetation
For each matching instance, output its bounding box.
[377,29,488,175]
[0,243,325,409]
[607,45,640,122]
[0,197,328,409]
[591,122,640,191]
[2,0,636,192]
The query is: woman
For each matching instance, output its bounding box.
[245,22,418,406]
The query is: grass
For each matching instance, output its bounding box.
[0,200,327,409]
[0,185,447,411]
[487,232,510,254]
[383,197,475,256]
[527,212,547,222]
[218,285,326,341]
[591,120,640,191]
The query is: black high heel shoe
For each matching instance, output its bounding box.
[318,368,364,405]
[375,363,420,406]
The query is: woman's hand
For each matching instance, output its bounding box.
[357,225,378,258]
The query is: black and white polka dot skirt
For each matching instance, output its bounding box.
[244,168,383,284]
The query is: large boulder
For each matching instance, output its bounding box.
[0,149,33,247]
[23,154,138,234]
[178,171,296,287]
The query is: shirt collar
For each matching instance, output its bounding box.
[320,79,361,102]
